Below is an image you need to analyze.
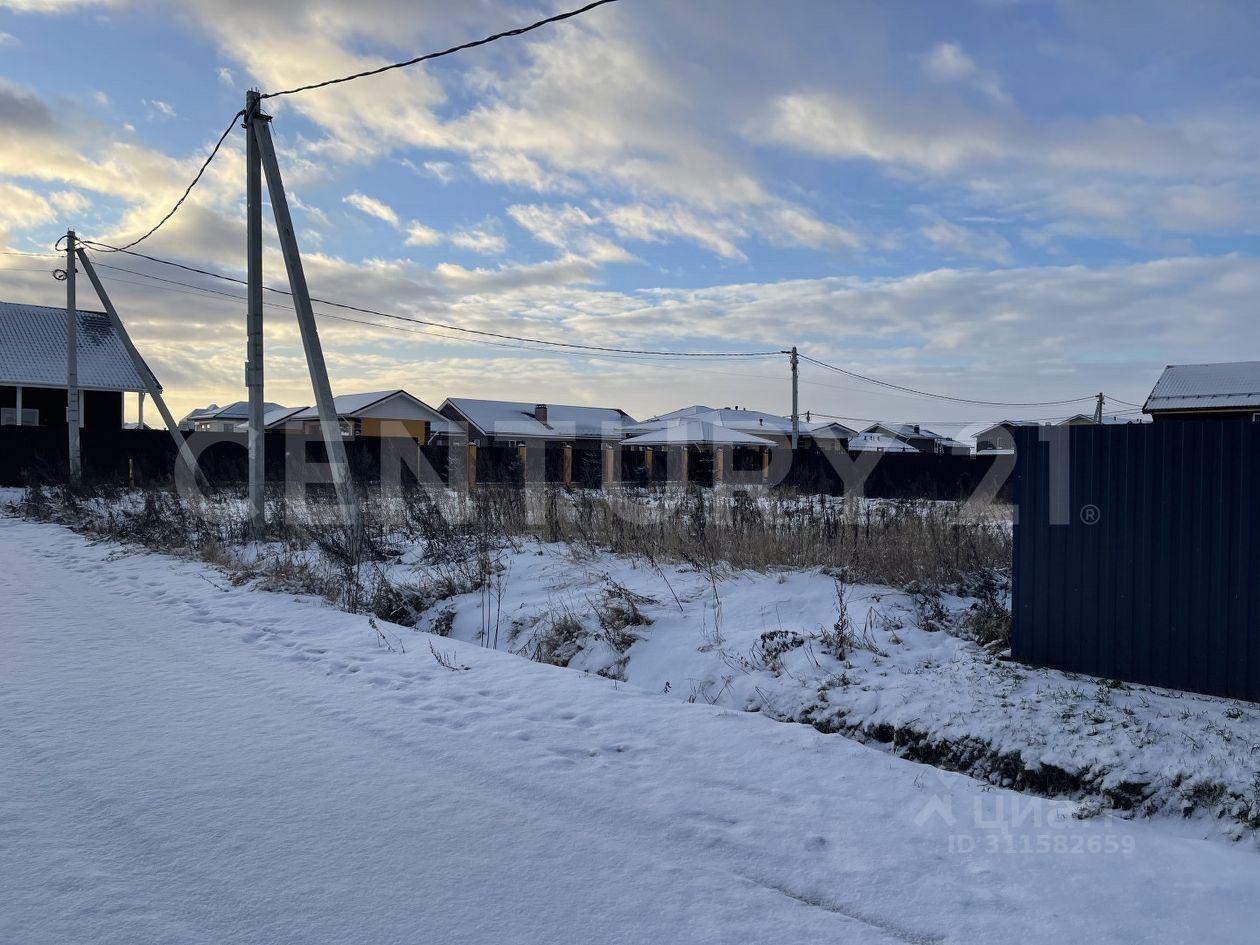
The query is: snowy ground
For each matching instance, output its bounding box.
[421,542,1260,838]
[3,516,1260,944]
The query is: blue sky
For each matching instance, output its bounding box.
[2,0,1258,425]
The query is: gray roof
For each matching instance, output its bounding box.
[443,397,634,440]
[0,300,156,392]
[627,406,801,437]
[1144,361,1260,412]
[863,422,947,440]
[204,400,288,421]
[291,390,446,422]
[621,419,776,447]
[261,405,308,429]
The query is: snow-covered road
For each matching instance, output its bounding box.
[1,517,1256,944]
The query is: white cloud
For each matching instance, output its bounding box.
[404,221,441,247]
[0,182,55,234]
[144,98,177,120]
[400,159,456,184]
[49,189,89,215]
[758,92,1011,173]
[763,205,861,253]
[0,31,19,46]
[217,66,235,87]
[449,225,506,255]
[507,203,631,263]
[916,210,1013,264]
[602,202,748,262]
[343,191,400,228]
[921,41,1010,106]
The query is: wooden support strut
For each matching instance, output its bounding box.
[251,109,361,540]
[76,248,203,486]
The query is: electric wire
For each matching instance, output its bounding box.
[259,0,622,100]
[89,259,784,366]
[798,353,1098,408]
[62,4,618,258]
[85,110,245,254]
[77,241,782,357]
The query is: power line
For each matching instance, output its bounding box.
[259,0,622,100]
[67,4,619,260]
[90,257,786,369]
[798,353,1097,408]
[84,110,245,254]
[95,268,561,353]
[78,241,782,357]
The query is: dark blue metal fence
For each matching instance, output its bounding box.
[1012,422,1260,701]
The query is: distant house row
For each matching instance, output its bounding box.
[169,396,1109,458]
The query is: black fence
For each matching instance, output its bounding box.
[1011,422,1260,702]
[1,427,1011,502]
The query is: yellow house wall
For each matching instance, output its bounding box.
[359,418,429,439]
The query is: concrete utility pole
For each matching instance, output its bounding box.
[65,229,81,485]
[76,248,202,485]
[790,345,800,449]
[250,103,361,541]
[1094,392,1105,424]
[245,90,266,535]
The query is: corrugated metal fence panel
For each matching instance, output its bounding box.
[1012,422,1260,701]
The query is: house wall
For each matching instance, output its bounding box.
[0,386,123,430]
[359,418,428,440]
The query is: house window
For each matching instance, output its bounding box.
[1252,413,1260,422]
[304,419,355,438]
[1,408,39,426]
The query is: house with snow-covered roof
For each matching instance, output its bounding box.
[1142,360,1260,422]
[182,400,289,432]
[626,406,856,450]
[0,299,155,431]
[291,390,447,441]
[851,422,970,455]
[438,398,635,446]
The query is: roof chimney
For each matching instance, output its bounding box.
[913,424,920,434]
[534,403,549,425]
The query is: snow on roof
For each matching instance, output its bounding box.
[849,431,919,453]
[627,406,803,436]
[1058,413,1141,425]
[0,300,156,392]
[1145,361,1260,412]
[232,405,309,431]
[444,397,634,439]
[862,421,956,441]
[204,400,288,421]
[291,390,443,421]
[180,403,222,424]
[262,405,308,428]
[640,404,714,423]
[621,419,776,447]
[802,419,858,438]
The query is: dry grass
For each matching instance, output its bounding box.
[13,482,1012,627]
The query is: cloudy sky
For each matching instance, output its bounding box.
[1,0,1258,426]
